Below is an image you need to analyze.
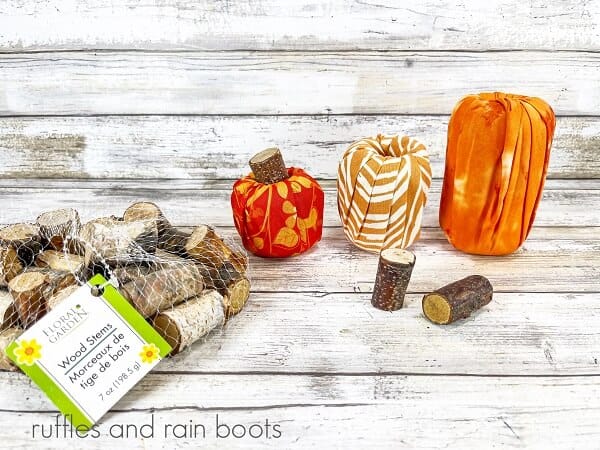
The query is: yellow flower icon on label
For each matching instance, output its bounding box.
[14,339,42,366]
[140,343,160,364]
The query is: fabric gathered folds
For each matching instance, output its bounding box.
[231,167,324,258]
[337,134,432,253]
[439,92,556,255]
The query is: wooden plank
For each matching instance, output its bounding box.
[0,179,596,228]
[103,292,600,373]
[0,115,598,179]
[0,222,595,292]
[0,374,599,447]
[246,232,600,293]
[4,294,598,375]
[1,51,600,115]
[0,0,598,52]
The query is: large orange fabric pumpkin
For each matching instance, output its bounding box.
[439,92,555,255]
[231,167,324,258]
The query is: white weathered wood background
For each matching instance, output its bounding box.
[0,1,599,448]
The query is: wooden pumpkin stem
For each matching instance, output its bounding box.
[249,147,289,184]
[371,248,415,311]
[422,275,493,324]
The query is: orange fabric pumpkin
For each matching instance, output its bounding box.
[231,168,324,257]
[439,92,555,255]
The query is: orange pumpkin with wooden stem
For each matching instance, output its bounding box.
[439,92,556,255]
[231,148,324,258]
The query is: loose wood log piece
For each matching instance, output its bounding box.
[371,248,416,311]
[0,328,21,372]
[121,264,205,317]
[123,201,172,237]
[8,269,77,327]
[79,217,158,266]
[422,275,493,325]
[153,290,225,354]
[0,245,23,287]
[249,147,289,184]
[0,223,44,266]
[35,250,85,275]
[36,208,81,251]
[0,290,18,331]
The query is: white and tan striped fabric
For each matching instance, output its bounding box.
[337,134,432,253]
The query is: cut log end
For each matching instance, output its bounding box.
[422,294,452,325]
[0,224,42,266]
[381,248,416,265]
[35,250,85,274]
[371,248,415,311]
[124,202,171,236]
[223,277,251,317]
[249,147,289,184]
[0,223,40,242]
[8,271,47,327]
[422,275,493,325]
[36,208,81,250]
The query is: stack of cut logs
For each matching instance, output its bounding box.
[0,202,250,370]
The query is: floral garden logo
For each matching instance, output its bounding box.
[14,339,42,366]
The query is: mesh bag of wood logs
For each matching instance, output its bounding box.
[0,202,250,371]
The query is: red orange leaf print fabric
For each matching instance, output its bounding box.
[231,168,324,258]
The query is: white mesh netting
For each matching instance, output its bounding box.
[0,202,250,371]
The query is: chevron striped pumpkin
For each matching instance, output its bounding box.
[337,134,432,252]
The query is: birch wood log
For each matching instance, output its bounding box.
[39,269,77,300]
[123,201,172,237]
[186,225,248,272]
[422,275,493,325]
[111,264,156,285]
[371,249,416,311]
[0,224,44,266]
[0,290,17,331]
[152,290,225,354]
[8,269,77,327]
[47,285,79,311]
[0,328,21,372]
[152,250,250,317]
[0,245,23,288]
[200,261,250,317]
[159,224,248,273]
[157,226,190,256]
[35,250,85,275]
[249,147,289,184]
[36,208,81,251]
[121,264,204,317]
[79,217,158,266]
[8,271,47,327]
